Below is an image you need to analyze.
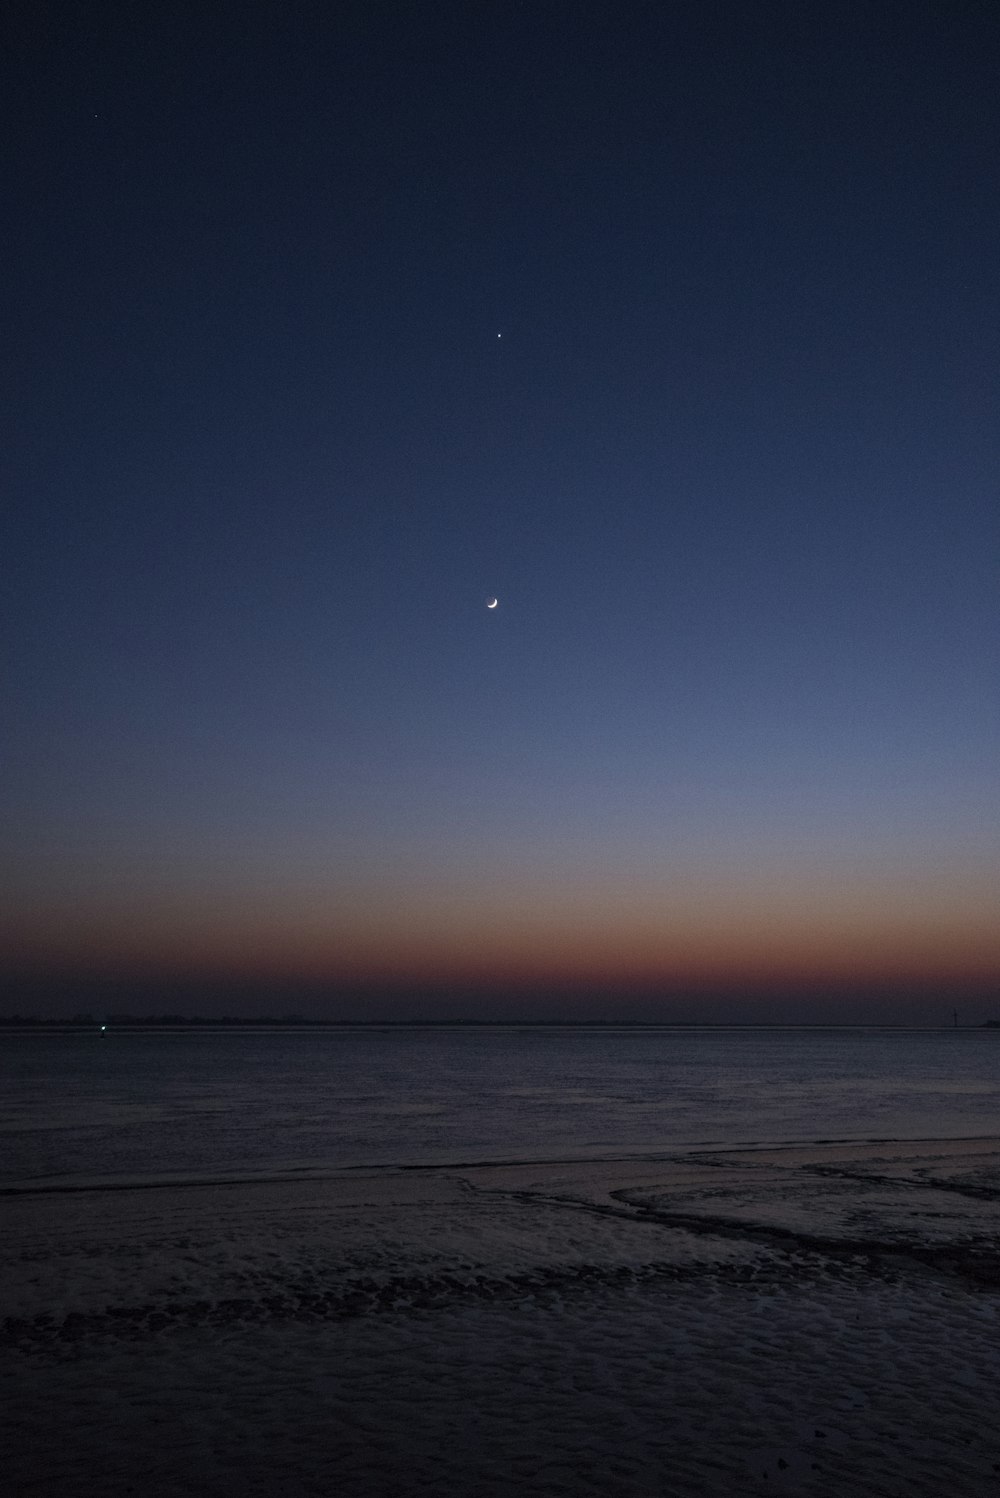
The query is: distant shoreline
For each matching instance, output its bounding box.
[2,1017,999,1030]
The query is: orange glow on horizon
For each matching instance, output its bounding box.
[4,860,998,1000]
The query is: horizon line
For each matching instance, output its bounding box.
[3,1016,999,1030]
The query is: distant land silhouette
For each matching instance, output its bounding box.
[2,1015,999,1029]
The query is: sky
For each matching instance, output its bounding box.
[3,1,998,1022]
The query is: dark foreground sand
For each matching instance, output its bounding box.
[3,1139,999,1496]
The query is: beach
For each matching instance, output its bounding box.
[4,1134,999,1496]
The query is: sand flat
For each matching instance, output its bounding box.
[3,1139,999,1495]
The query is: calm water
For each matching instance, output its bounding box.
[1,1026,997,1188]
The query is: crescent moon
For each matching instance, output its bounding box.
[487,597,498,609]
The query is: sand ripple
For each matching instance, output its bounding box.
[2,1139,998,1496]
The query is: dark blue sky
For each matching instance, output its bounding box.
[4,1,998,1019]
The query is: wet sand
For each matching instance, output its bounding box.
[3,1138,999,1495]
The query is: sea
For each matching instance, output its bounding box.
[1,1024,998,1191]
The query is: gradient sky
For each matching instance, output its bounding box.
[3,1,998,1021]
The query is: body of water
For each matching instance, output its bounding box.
[1,1025,997,1189]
